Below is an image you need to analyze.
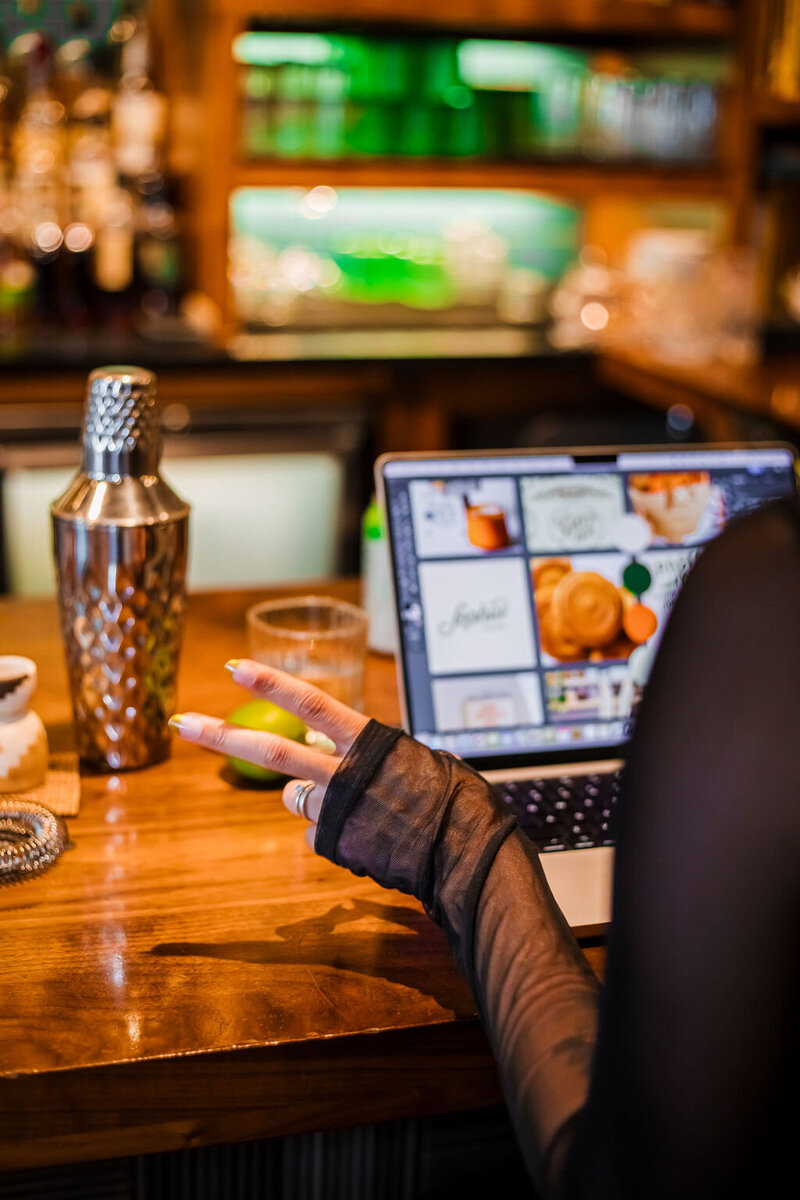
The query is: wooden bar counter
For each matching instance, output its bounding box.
[0,581,603,1174]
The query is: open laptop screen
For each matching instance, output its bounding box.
[378,445,797,771]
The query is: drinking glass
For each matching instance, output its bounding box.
[246,595,368,711]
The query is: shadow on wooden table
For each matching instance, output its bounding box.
[150,896,471,1014]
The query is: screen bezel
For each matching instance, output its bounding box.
[376,441,799,773]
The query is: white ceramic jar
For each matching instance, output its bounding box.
[0,656,49,793]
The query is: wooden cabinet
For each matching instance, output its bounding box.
[203,0,734,37]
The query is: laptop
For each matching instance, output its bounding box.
[376,443,798,935]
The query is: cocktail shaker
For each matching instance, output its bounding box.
[51,366,190,770]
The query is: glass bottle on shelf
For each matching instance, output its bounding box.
[93,182,136,331]
[58,214,96,331]
[271,62,316,158]
[0,58,15,163]
[240,63,274,157]
[344,36,392,157]
[136,171,182,321]
[12,34,68,330]
[0,63,34,340]
[312,64,348,158]
[62,45,115,330]
[112,12,168,182]
[0,201,35,341]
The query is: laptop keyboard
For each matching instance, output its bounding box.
[496,771,622,853]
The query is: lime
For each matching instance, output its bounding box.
[225,699,307,783]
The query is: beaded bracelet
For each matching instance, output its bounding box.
[0,802,69,885]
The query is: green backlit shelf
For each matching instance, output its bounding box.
[191,0,739,332]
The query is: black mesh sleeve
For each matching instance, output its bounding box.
[315,730,601,1193]
[316,497,800,1200]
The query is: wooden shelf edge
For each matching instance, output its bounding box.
[597,349,800,438]
[754,94,800,128]
[210,1,734,40]
[230,157,729,199]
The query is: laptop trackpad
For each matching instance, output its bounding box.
[540,846,614,938]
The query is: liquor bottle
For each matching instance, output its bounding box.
[57,217,95,330]
[12,34,67,190]
[0,58,15,165]
[112,13,168,181]
[11,34,68,329]
[110,15,176,328]
[92,182,136,330]
[51,366,190,770]
[66,51,115,222]
[135,174,181,319]
[0,65,34,337]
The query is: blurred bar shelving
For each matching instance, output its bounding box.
[187,1,739,340]
[5,3,800,462]
[0,325,585,370]
[207,1,735,40]
[755,95,800,126]
[230,158,727,198]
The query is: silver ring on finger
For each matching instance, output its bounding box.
[293,780,316,822]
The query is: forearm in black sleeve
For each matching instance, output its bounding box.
[316,726,601,1195]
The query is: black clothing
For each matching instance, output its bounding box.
[316,498,800,1198]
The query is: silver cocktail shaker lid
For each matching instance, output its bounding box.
[52,365,189,527]
[82,365,160,479]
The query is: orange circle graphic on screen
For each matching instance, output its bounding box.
[622,603,658,645]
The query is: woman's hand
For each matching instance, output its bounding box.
[168,659,369,848]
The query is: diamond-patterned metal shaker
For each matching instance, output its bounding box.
[51,366,190,770]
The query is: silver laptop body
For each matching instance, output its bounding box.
[376,444,798,935]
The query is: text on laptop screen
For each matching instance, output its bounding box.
[382,447,796,762]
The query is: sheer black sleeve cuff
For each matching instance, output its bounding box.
[314,719,517,979]
[314,719,403,863]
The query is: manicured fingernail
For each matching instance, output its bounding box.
[224,659,241,675]
[168,713,203,739]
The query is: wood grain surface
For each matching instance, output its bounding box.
[0,583,603,1171]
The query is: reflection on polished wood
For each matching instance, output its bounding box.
[0,582,603,1171]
